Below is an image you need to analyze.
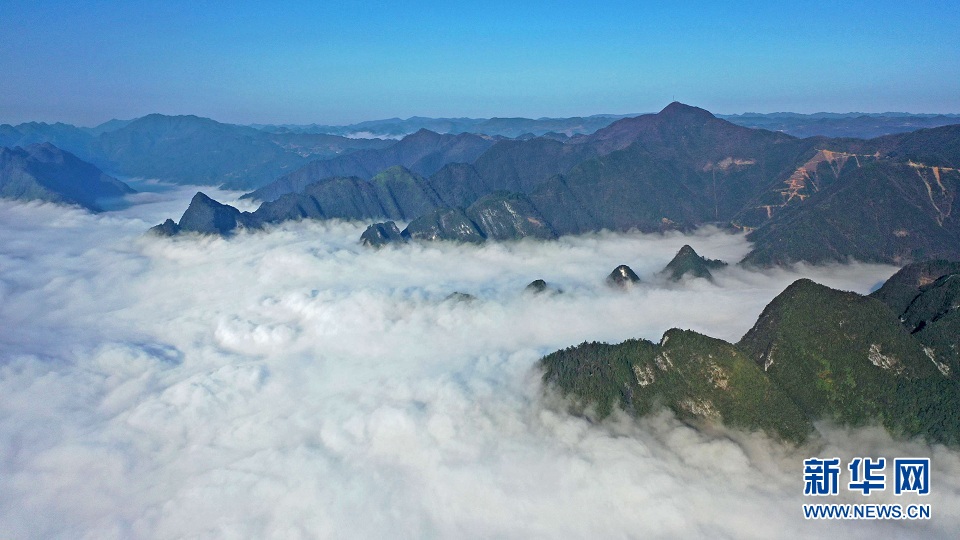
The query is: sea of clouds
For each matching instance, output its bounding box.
[1,185,958,539]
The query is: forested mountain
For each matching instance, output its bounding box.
[242,130,496,202]
[540,265,960,445]
[152,103,960,267]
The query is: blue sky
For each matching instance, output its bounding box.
[1,0,959,125]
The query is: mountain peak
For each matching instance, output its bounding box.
[657,102,716,121]
[189,191,218,206]
[174,192,252,235]
[607,264,641,288]
[662,244,727,281]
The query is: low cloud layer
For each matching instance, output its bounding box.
[0,188,957,539]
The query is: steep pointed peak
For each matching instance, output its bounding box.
[607,264,641,288]
[676,244,699,257]
[189,191,218,205]
[662,245,727,281]
[185,191,242,213]
[657,102,716,121]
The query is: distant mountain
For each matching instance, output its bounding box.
[97,114,396,189]
[463,191,556,241]
[541,266,960,445]
[253,112,960,140]
[606,265,641,288]
[250,114,638,139]
[360,221,405,247]
[5,109,958,195]
[0,122,103,163]
[529,103,807,235]
[151,192,257,236]
[524,279,561,295]
[252,166,442,224]
[741,143,960,266]
[524,105,960,265]
[82,118,135,136]
[720,112,960,139]
[242,130,496,202]
[157,181,554,244]
[0,143,133,211]
[360,191,556,244]
[153,103,960,267]
[1,114,393,190]
[661,245,727,281]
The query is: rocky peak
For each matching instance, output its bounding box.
[607,265,641,288]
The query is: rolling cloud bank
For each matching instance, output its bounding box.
[1,187,958,538]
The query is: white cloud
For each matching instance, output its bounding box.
[0,190,956,539]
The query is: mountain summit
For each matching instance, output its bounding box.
[661,245,728,281]
[657,101,717,121]
[541,265,960,445]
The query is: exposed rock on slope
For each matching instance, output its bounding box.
[360,221,406,248]
[606,265,641,288]
[870,260,960,376]
[362,192,557,245]
[541,264,960,445]
[150,192,255,236]
[152,103,960,266]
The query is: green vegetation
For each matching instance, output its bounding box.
[151,103,960,267]
[738,279,936,430]
[541,266,960,446]
[661,245,727,281]
[870,260,960,378]
[541,330,812,443]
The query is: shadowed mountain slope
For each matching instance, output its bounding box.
[1,143,133,211]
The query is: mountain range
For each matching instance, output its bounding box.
[155,102,960,267]
[250,114,639,139]
[1,114,393,189]
[540,258,960,444]
[251,112,960,140]
[722,111,960,139]
[4,109,957,193]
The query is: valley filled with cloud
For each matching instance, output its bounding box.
[1,188,957,538]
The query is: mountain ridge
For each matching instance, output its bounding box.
[540,265,960,445]
[0,143,133,211]
[150,103,960,267]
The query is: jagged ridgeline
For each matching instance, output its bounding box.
[540,260,960,445]
[149,103,960,268]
